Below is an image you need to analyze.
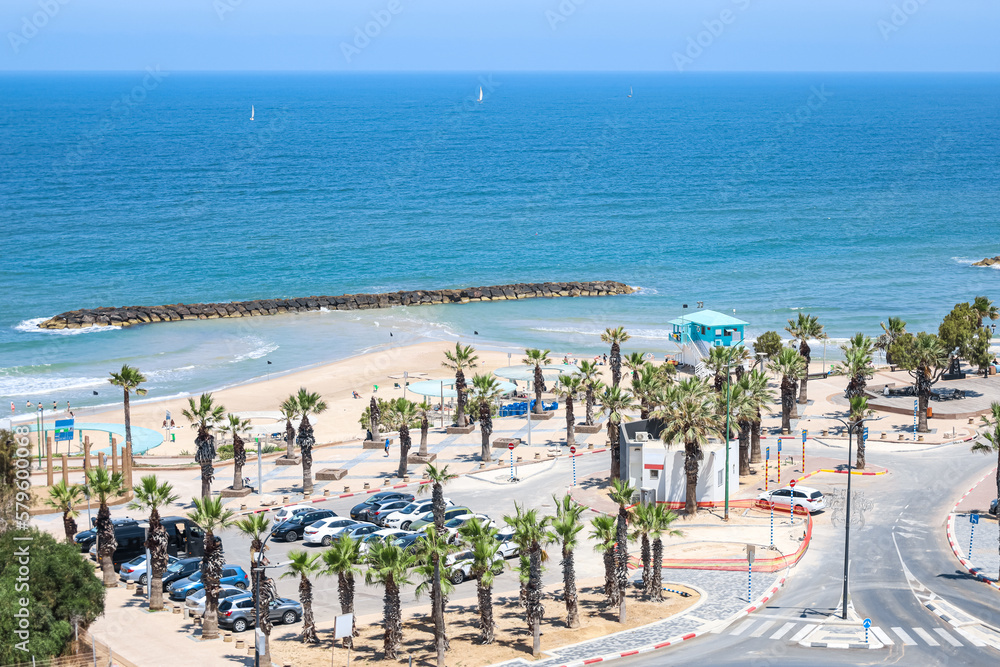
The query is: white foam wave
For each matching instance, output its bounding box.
[530,326,677,341]
[0,374,108,397]
[231,339,279,363]
[13,317,121,336]
[952,257,977,265]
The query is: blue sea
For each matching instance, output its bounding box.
[1,72,999,412]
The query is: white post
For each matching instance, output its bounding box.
[144,526,151,604]
[526,402,532,447]
[256,437,262,497]
[440,381,445,428]
[823,339,827,374]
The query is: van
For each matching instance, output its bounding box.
[97,517,214,570]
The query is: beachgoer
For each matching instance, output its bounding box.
[37,402,43,411]
[602,354,607,365]
[366,429,373,441]
[69,411,74,418]
[9,402,13,414]
[373,384,378,393]
[384,438,390,457]
[52,400,57,411]
[67,401,71,411]
[26,400,31,410]
[169,419,175,428]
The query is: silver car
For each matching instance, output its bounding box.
[184,585,247,615]
[218,594,302,633]
[119,554,180,585]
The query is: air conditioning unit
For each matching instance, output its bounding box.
[635,432,650,442]
[640,487,657,506]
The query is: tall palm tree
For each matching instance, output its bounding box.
[365,539,416,660]
[442,343,479,427]
[224,414,251,491]
[127,475,178,610]
[609,478,636,622]
[84,467,124,587]
[648,504,683,602]
[469,374,503,461]
[705,346,733,393]
[623,352,647,382]
[387,397,418,478]
[849,396,873,470]
[419,463,457,532]
[368,396,381,442]
[589,515,617,604]
[973,402,1000,581]
[523,349,551,414]
[458,519,504,644]
[630,502,655,598]
[876,316,907,365]
[234,513,274,664]
[835,333,876,399]
[45,479,81,544]
[413,527,457,665]
[186,496,235,640]
[575,360,602,426]
[630,363,663,420]
[321,534,362,647]
[601,327,631,389]
[730,345,752,381]
[602,385,637,481]
[785,313,827,404]
[279,396,299,459]
[768,348,806,433]
[893,332,950,432]
[294,387,327,494]
[551,494,584,628]
[281,551,322,643]
[655,377,722,516]
[554,375,583,448]
[182,393,226,499]
[721,379,756,477]
[108,364,147,453]
[743,370,774,465]
[505,505,553,657]
[416,400,433,457]
[972,296,999,328]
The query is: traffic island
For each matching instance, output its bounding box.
[219,486,253,498]
[315,468,348,481]
[493,437,520,449]
[574,423,602,434]
[446,424,476,434]
[407,453,437,464]
[529,412,554,421]
[274,455,300,466]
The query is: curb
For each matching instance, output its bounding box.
[944,466,1000,592]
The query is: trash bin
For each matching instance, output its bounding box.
[927,406,933,419]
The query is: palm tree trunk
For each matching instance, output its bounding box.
[62,512,76,543]
[233,459,242,491]
[528,545,543,657]
[615,506,628,623]
[640,534,651,598]
[855,438,866,470]
[480,401,492,462]
[337,572,357,647]
[917,392,930,432]
[684,443,699,516]
[609,420,621,481]
[604,547,617,604]
[201,463,211,499]
[97,503,117,587]
[611,343,621,388]
[455,370,467,427]
[738,421,751,476]
[300,577,318,643]
[781,381,793,433]
[651,537,664,602]
[750,413,762,464]
[201,531,223,640]
[565,396,575,448]
[151,573,164,609]
[585,388,595,426]
[477,580,495,643]
[419,417,429,457]
[433,557,445,666]
[123,390,132,452]
[285,420,295,458]
[563,545,580,628]
[384,578,402,659]
[533,367,544,414]
[798,342,810,405]
[397,424,410,478]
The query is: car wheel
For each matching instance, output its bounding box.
[321,536,332,547]
[235,582,247,590]
[450,570,465,585]
[401,521,411,530]
[233,619,247,633]
[282,611,298,625]
[285,531,298,543]
[139,574,147,586]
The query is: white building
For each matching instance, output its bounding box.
[620,419,738,507]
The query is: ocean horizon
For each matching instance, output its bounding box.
[2,72,999,410]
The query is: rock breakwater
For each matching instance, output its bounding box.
[38,281,635,330]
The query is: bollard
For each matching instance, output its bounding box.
[880,432,886,439]
[223,633,232,643]
[240,504,247,511]
[383,478,391,486]
[126,582,135,591]
[344,486,350,493]
[282,495,289,503]
[479,462,486,469]
[969,417,975,425]
[363,482,370,490]
[183,607,189,619]
[304,493,311,499]
[534,453,541,460]
[403,476,410,482]
[898,433,904,440]
[235,640,244,649]
[172,606,181,614]
[821,429,828,437]
[918,435,924,442]
[323,489,330,497]
[588,442,593,449]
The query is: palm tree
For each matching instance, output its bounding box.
[705,346,733,393]
[876,316,907,366]
[575,360,602,426]
[551,494,584,628]
[893,332,950,432]
[602,385,637,481]
[187,496,236,640]
[127,475,178,610]
[84,467,124,587]
[419,463,457,532]
[630,502,655,598]
[973,402,1000,581]
[768,348,806,433]
[416,400,433,457]
[469,374,503,461]
[281,551,322,643]
[505,505,553,657]
[835,333,876,399]
[785,313,826,404]
[601,327,631,389]
[655,377,722,516]
[743,370,774,465]
[442,343,479,427]
[972,296,999,328]
[321,534,362,647]
[458,520,504,644]
[224,414,251,491]
[294,387,327,494]
[365,539,416,660]
[368,396,381,442]
[648,504,683,602]
[234,513,274,664]
[555,375,583,448]
[182,393,226,499]
[279,396,299,459]
[386,397,418,478]
[609,478,636,622]
[45,479,81,544]
[523,348,551,414]
[413,526,456,665]
[623,352,647,382]
[630,363,663,420]
[730,345,752,381]
[849,396,873,470]
[722,379,756,477]
[108,364,147,453]
[589,514,617,604]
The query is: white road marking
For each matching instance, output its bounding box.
[750,620,775,638]
[791,625,816,642]
[954,627,987,647]
[871,627,894,645]
[771,622,797,640]
[892,627,917,645]
[913,627,940,646]
[933,628,962,647]
[730,619,756,636]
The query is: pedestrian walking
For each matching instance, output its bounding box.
[384,438,390,457]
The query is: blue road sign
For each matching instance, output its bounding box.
[970,514,980,525]
[863,618,871,629]
[778,441,782,452]
[54,418,74,442]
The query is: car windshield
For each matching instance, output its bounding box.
[399,502,419,514]
[167,562,189,573]
[188,589,207,600]
[126,555,146,566]
[810,491,823,499]
[444,518,465,528]
[187,572,202,583]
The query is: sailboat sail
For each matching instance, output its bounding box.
[477,86,483,103]
[250,105,255,121]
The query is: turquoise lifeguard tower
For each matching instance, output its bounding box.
[669,309,747,366]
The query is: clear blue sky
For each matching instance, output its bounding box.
[2,0,997,71]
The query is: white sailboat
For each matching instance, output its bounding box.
[477,86,483,103]
[627,87,632,98]
[250,105,255,121]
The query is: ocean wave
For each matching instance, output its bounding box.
[530,326,678,341]
[0,373,108,397]
[230,339,279,363]
[952,257,977,265]
[13,317,121,335]
[144,365,197,380]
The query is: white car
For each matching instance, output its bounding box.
[359,529,411,555]
[383,498,454,530]
[445,549,504,585]
[494,531,520,559]
[340,523,381,542]
[303,518,361,546]
[444,514,496,544]
[757,485,825,514]
[272,505,314,524]
[184,585,247,615]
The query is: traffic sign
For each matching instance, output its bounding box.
[863,618,871,629]
[569,446,576,454]
[508,442,516,451]
[970,513,979,525]
[746,544,755,564]
[54,418,74,442]
[789,479,796,488]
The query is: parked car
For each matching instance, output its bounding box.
[271,509,337,543]
[168,565,250,601]
[443,514,495,543]
[302,517,360,546]
[161,557,202,591]
[494,531,520,559]
[990,498,998,516]
[184,585,246,615]
[359,529,411,555]
[218,594,302,633]
[392,533,426,553]
[349,491,415,521]
[410,506,472,532]
[757,486,826,514]
[369,500,414,526]
[118,554,180,585]
[74,517,138,553]
[383,498,454,530]
[272,505,314,524]
[341,523,380,541]
[446,549,504,584]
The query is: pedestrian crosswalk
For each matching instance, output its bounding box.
[721,618,987,650]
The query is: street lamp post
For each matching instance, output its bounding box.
[724,352,733,521]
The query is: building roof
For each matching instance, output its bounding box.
[668,309,747,328]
